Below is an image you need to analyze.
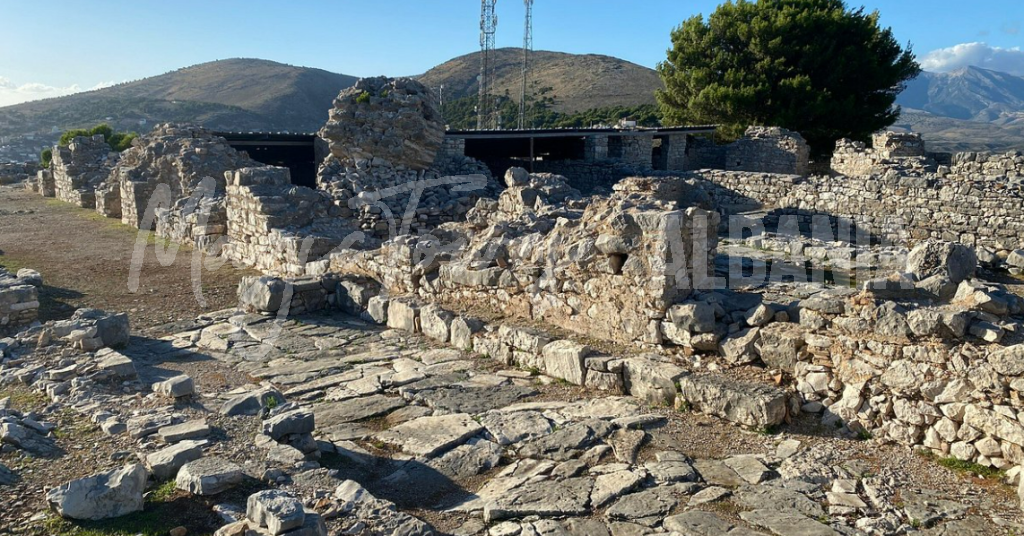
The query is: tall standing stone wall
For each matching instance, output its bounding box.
[50,135,119,209]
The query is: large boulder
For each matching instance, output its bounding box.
[238,276,287,313]
[906,240,977,285]
[45,464,149,520]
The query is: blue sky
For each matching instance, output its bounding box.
[0,0,1022,106]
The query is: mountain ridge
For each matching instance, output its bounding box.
[2,54,1023,152]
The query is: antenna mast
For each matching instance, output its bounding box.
[477,0,498,130]
[519,0,533,130]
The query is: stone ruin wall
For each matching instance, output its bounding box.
[50,135,119,209]
[831,132,934,177]
[723,126,810,176]
[0,268,41,336]
[330,171,720,347]
[694,165,1024,252]
[113,124,262,241]
[34,169,55,197]
[315,77,499,241]
[779,284,1024,473]
[0,162,39,185]
[222,167,347,276]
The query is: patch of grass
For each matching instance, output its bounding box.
[856,429,873,441]
[936,457,1004,479]
[526,366,541,376]
[39,483,204,536]
[4,387,47,411]
[755,425,780,436]
[916,448,938,461]
[676,400,691,413]
[356,91,371,104]
[146,479,179,503]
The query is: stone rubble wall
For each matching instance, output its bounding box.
[0,268,41,336]
[777,285,1024,473]
[950,151,1024,180]
[223,167,354,276]
[113,124,262,230]
[0,162,39,185]
[317,77,500,241]
[831,133,935,178]
[50,135,119,209]
[319,77,444,171]
[26,169,52,195]
[330,172,720,347]
[692,168,1024,252]
[155,194,227,254]
[94,182,122,219]
[724,126,810,176]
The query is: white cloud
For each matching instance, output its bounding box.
[0,77,116,107]
[921,42,1024,76]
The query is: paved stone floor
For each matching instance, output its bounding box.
[130,308,1024,535]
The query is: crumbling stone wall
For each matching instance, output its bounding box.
[0,162,39,185]
[94,182,121,219]
[224,167,355,275]
[693,168,1024,252]
[317,77,499,240]
[35,170,55,197]
[113,124,261,231]
[0,268,41,335]
[949,151,1024,180]
[779,283,1024,472]
[724,126,810,176]
[332,171,720,347]
[831,132,935,177]
[50,135,119,209]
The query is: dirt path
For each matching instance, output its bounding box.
[0,185,255,335]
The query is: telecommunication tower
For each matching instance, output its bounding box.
[519,0,534,130]
[477,0,498,130]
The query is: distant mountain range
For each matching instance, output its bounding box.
[1,54,1023,152]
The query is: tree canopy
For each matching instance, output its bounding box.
[58,123,137,152]
[656,0,920,153]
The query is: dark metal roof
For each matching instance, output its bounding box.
[213,125,718,144]
[445,125,717,139]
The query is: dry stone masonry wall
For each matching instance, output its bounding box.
[113,124,262,234]
[831,132,935,177]
[694,165,1024,252]
[0,268,41,336]
[317,77,499,240]
[0,162,39,185]
[50,135,119,209]
[331,170,720,347]
[724,126,810,176]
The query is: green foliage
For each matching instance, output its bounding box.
[440,94,662,131]
[40,148,52,168]
[936,457,1004,479]
[356,91,371,104]
[656,0,921,154]
[58,123,137,153]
